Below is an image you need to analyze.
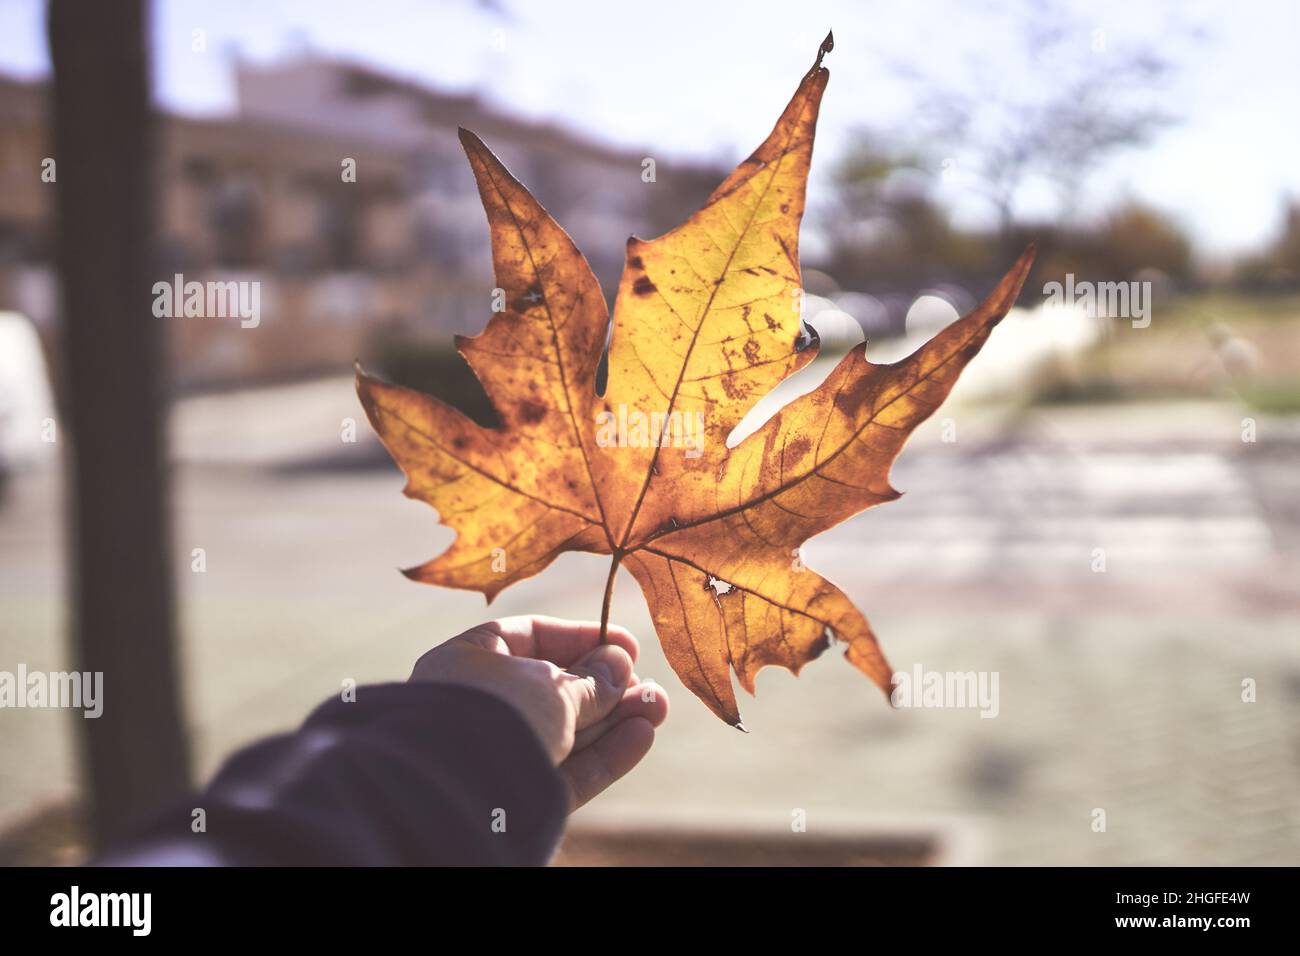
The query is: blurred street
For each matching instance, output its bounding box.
[2,373,1296,864]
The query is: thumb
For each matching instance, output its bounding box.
[562,643,634,732]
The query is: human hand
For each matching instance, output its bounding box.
[409,615,669,809]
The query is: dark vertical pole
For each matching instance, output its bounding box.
[48,0,191,847]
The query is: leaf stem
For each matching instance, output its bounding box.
[599,553,623,644]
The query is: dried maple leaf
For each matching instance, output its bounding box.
[357,33,1036,727]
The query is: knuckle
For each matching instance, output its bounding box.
[522,659,562,687]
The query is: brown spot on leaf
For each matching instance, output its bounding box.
[516,400,547,425]
[834,370,873,416]
[633,276,657,296]
[719,374,748,401]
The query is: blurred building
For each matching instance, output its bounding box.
[0,58,723,390]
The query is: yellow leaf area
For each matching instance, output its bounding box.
[357,34,1036,726]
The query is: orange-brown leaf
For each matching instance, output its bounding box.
[357,34,1036,726]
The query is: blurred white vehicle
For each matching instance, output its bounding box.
[0,311,58,479]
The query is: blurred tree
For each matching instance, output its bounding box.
[826,139,995,292]
[878,0,1195,259]
[1235,200,1300,290]
[1091,202,1193,282]
[1275,203,1300,280]
[1021,201,1194,306]
[48,0,191,846]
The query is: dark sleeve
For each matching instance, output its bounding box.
[95,683,569,866]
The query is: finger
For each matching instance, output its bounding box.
[449,625,512,655]
[573,681,669,751]
[467,616,639,666]
[560,718,656,811]
[562,643,634,731]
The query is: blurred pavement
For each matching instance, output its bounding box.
[1,373,1297,864]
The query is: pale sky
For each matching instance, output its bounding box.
[2,0,1297,258]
